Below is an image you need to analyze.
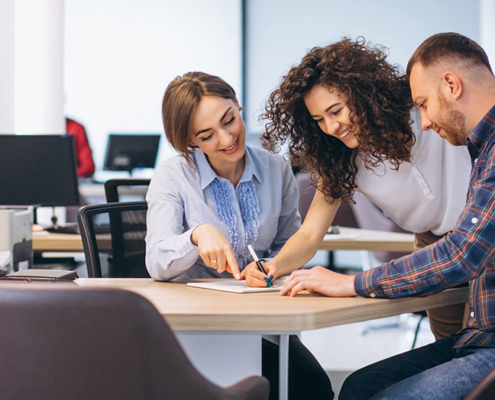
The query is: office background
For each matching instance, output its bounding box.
[1,0,492,170]
[0,2,489,394]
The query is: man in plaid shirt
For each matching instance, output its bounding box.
[281,32,495,399]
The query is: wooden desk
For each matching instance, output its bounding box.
[33,232,84,252]
[76,278,465,331]
[33,227,414,253]
[79,183,148,198]
[320,227,414,252]
[76,278,468,399]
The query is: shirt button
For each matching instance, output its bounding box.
[240,234,245,238]
[471,217,479,224]
[369,293,376,298]
[470,311,475,318]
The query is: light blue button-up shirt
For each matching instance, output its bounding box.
[145,145,301,281]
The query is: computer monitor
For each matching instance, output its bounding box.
[0,135,80,208]
[103,134,161,174]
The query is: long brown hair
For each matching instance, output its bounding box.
[261,37,414,203]
[162,71,237,165]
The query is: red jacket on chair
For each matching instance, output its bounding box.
[66,118,95,178]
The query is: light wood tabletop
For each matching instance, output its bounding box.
[33,232,84,252]
[76,278,468,332]
[79,183,148,198]
[320,227,414,252]
[33,226,414,253]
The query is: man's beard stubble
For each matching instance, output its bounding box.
[437,90,467,146]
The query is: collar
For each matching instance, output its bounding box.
[194,145,263,190]
[466,104,495,160]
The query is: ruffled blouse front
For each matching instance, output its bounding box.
[145,145,301,281]
[210,178,260,261]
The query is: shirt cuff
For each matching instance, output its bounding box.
[178,227,199,259]
[188,225,199,248]
[161,226,199,267]
[354,270,379,298]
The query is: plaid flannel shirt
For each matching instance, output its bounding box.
[355,104,495,349]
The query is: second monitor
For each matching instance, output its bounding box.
[103,134,161,175]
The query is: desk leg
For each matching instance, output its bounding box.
[279,334,289,400]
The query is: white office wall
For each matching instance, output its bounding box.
[481,0,495,66]
[15,0,65,134]
[244,0,481,133]
[0,0,15,133]
[64,0,242,171]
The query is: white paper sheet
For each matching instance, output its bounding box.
[323,233,359,240]
[0,251,12,271]
[186,278,286,294]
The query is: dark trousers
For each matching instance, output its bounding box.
[262,335,334,400]
[339,334,477,399]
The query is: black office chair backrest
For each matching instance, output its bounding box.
[104,178,151,202]
[78,201,150,278]
[0,285,269,400]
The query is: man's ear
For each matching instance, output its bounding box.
[443,71,463,101]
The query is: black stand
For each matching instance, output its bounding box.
[44,207,80,234]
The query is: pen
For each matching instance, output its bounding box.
[247,245,273,287]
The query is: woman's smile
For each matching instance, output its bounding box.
[219,137,240,154]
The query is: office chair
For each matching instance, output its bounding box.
[104,178,151,202]
[0,285,269,400]
[78,201,150,278]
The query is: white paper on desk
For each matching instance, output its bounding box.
[0,251,11,266]
[186,278,286,294]
[32,230,49,236]
[0,251,12,273]
[324,233,358,240]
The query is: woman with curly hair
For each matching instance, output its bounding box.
[244,38,471,341]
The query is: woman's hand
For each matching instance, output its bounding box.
[191,224,240,279]
[279,266,357,297]
[240,261,277,287]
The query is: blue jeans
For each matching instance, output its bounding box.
[339,334,495,400]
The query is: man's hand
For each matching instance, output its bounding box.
[279,266,357,297]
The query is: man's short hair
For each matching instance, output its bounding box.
[406,32,492,78]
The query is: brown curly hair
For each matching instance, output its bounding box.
[260,37,414,203]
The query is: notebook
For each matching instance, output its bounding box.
[186,278,286,294]
[1,269,78,281]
